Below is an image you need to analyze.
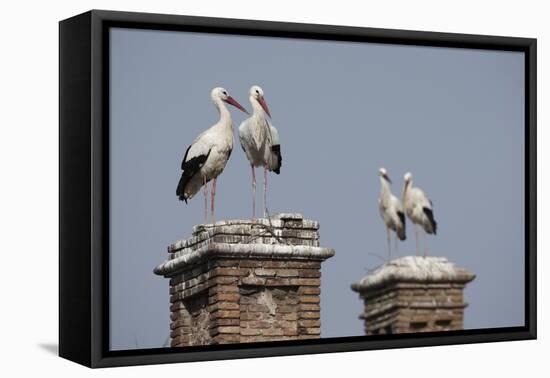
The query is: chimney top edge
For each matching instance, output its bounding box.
[155,243,335,278]
[351,256,476,292]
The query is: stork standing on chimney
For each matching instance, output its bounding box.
[378,168,406,259]
[176,87,248,223]
[402,171,437,256]
[239,85,282,218]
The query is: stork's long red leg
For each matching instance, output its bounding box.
[394,232,399,256]
[423,229,428,257]
[211,178,217,223]
[415,225,420,257]
[203,175,208,224]
[251,164,256,219]
[386,228,391,260]
[263,167,268,218]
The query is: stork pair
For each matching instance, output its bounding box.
[378,168,437,258]
[176,86,281,223]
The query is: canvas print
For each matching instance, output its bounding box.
[108,27,525,350]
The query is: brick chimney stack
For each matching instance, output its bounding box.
[351,256,475,334]
[154,213,334,347]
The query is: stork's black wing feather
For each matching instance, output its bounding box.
[396,210,406,240]
[270,144,282,174]
[181,144,192,170]
[177,148,211,202]
[397,211,405,229]
[422,207,437,235]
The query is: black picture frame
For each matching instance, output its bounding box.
[59,9,537,368]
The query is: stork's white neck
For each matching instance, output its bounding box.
[213,98,232,127]
[402,180,412,198]
[380,177,392,197]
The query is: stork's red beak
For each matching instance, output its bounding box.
[225,96,249,114]
[258,95,272,118]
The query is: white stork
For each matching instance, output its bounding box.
[238,85,282,218]
[402,172,437,256]
[176,87,248,223]
[378,168,406,259]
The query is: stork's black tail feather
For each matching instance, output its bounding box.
[176,172,189,203]
[397,211,406,241]
[423,207,437,235]
[271,144,282,175]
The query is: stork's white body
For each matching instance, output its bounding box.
[402,172,437,256]
[379,178,406,239]
[239,116,279,171]
[176,87,247,223]
[238,86,282,218]
[180,101,234,200]
[378,169,406,259]
[403,185,435,234]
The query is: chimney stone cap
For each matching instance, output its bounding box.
[170,214,318,253]
[155,215,334,278]
[351,256,475,292]
[154,243,335,277]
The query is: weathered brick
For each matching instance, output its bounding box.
[215,293,240,302]
[255,268,276,277]
[213,267,242,276]
[283,312,298,321]
[290,278,321,286]
[283,328,299,336]
[170,327,192,338]
[208,285,239,295]
[298,287,321,295]
[218,326,240,334]
[171,335,190,346]
[170,319,191,329]
[299,303,320,311]
[300,295,320,304]
[286,261,321,269]
[241,276,266,286]
[299,269,321,278]
[240,328,261,336]
[300,327,321,335]
[277,305,295,313]
[246,304,270,312]
[265,278,291,286]
[262,261,287,268]
[299,319,320,328]
[216,310,240,318]
[216,302,240,310]
[215,334,240,343]
[297,334,318,340]
[169,301,186,312]
[262,328,284,336]
[247,320,272,329]
[239,260,263,268]
[215,318,240,326]
[300,311,320,319]
[276,269,299,278]
[213,276,239,285]
[212,259,238,268]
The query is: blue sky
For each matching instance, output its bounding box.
[109,28,525,350]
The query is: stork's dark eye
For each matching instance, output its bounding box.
[223,91,227,96]
[255,90,259,94]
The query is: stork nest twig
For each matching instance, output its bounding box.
[240,207,290,245]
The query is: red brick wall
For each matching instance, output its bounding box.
[169,258,323,347]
